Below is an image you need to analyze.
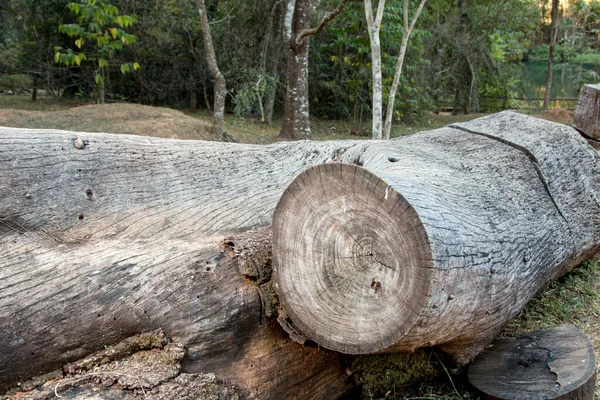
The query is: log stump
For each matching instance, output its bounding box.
[468,325,596,399]
[273,112,600,363]
[574,83,600,149]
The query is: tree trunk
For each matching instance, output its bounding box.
[0,127,367,398]
[543,0,559,109]
[1,112,599,397]
[189,73,197,113]
[383,0,427,140]
[468,325,596,399]
[574,83,600,147]
[278,0,317,140]
[278,0,352,139]
[197,0,226,137]
[272,111,600,364]
[364,0,386,140]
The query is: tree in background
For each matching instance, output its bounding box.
[364,0,386,139]
[0,0,557,125]
[196,0,226,138]
[279,0,356,140]
[364,0,427,139]
[543,0,559,108]
[54,0,139,104]
[383,0,426,139]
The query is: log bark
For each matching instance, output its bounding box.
[1,111,599,397]
[574,83,600,144]
[273,111,600,363]
[468,325,596,399]
[0,128,367,397]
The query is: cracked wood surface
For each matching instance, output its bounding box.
[273,111,600,362]
[0,128,366,398]
[1,111,599,397]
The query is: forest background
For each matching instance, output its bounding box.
[0,0,599,138]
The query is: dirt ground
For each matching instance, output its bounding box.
[0,102,214,141]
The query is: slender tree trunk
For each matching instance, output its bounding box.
[197,0,226,137]
[263,0,284,126]
[543,0,559,109]
[98,65,106,104]
[31,75,38,102]
[383,0,427,140]
[189,71,197,113]
[264,87,276,125]
[364,0,386,140]
[203,83,212,110]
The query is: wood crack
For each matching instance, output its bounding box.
[449,124,569,224]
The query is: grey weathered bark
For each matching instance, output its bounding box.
[468,325,596,399]
[1,112,599,397]
[273,111,600,363]
[279,0,354,140]
[197,0,226,137]
[574,83,600,146]
[364,0,386,140]
[543,0,559,109]
[0,127,367,397]
[383,0,427,140]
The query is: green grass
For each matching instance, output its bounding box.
[504,257,600,335]
[189,108,485,144]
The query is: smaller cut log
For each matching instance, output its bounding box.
[574,83,600,146]
[468,325,596,400]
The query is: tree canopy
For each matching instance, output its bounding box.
[1,0,598,135]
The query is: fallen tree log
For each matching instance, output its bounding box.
[273,111,600,363]
[574,83,600,147]
[1,111,599,397]
[0,129,366,398]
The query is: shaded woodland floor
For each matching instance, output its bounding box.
[0,94,597,399]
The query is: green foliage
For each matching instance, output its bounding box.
[232,68,277,121]
[54,0,139,103]
[571,52,600,64]
[528,44,577,62]
[312,0,432,122]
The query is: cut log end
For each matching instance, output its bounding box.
[468,325,597,400]
[273,163,432,354]
[574,83,600,141]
